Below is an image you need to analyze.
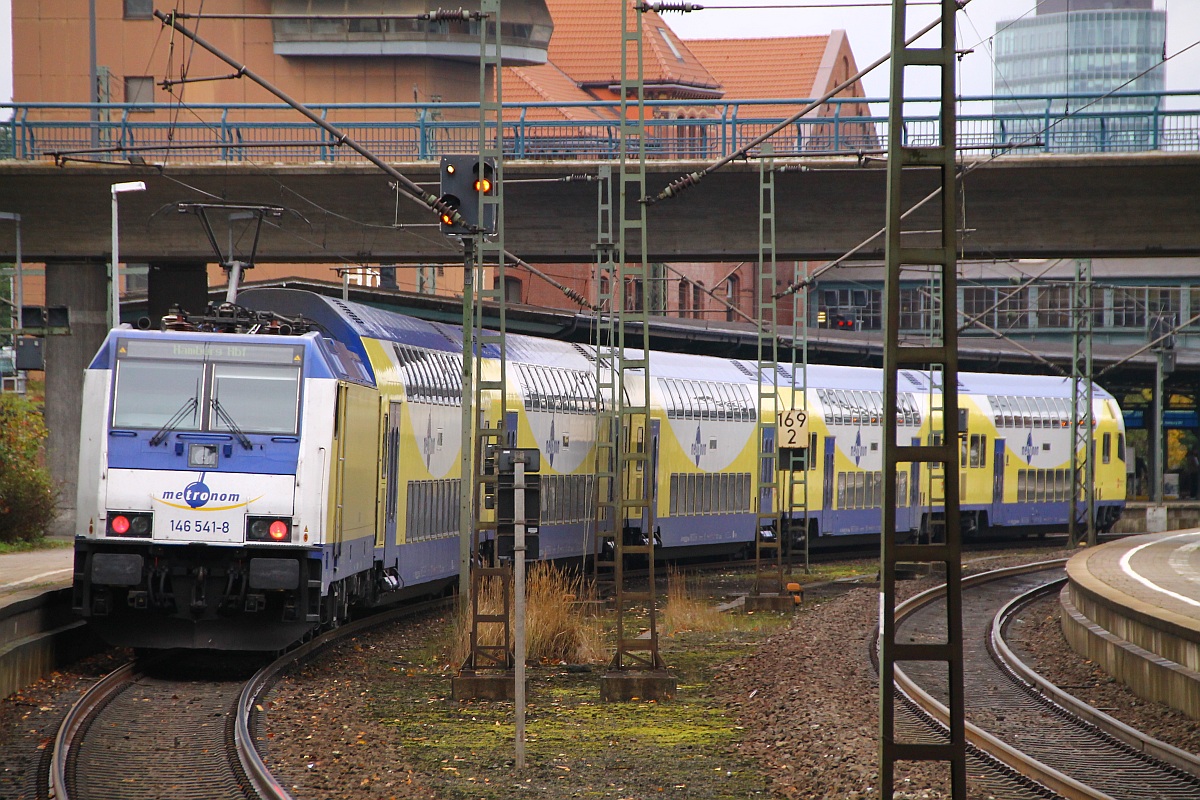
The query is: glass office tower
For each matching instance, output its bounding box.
[993,0,1166,151]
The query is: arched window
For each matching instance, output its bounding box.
[693,281,705,318]
[678,280,690,316]
[725,275,740,322]
[504,275,522,304]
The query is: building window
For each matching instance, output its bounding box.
[1036,285,1071,329]
[124,0,153,19]
[124,76,156,110]
[504,275,522,304]
[1112,287,1145,328]
[693,282,704,318]
[725,275,740,322]
[678,280,689,317]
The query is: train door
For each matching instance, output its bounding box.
[759,426,776,518]
[909,440,922,533]
[332,383,349,566]
[821,436,835,534]
[647,419,660,537]
[381,402,402,549]
[506,411,519,448]
[991,438,1006,526]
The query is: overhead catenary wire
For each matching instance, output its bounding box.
[154,10,466,231]
[774,36,1200,303]
[152,9,597,311]
[643,0,978,205]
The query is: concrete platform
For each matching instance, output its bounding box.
[0,545,74,598]
[0,544,99,700]
[1062,530,1200,718]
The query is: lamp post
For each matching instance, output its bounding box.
[0,213,20,335]
[110,181,146,329]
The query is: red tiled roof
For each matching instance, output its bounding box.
[544,0,720,96]
[685,36,828,101]
[504,63,617,121]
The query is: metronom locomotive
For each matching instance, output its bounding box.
[72,288,1125,649]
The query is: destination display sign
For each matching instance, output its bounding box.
[118,338,304,365]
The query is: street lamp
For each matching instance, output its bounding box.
[110,181,146,328]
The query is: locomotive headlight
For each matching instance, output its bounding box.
[247,516,292,543]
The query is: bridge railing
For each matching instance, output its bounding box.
[2,92,1198,163]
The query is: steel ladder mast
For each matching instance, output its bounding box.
[880,2,966,798]
[463,0,513,673]
[592,165,619,596]
[753,145,783,597]
[786,260,811,575]
[608,0,664,674]
[1069,258,1096,547]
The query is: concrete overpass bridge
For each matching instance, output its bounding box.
[1,152,1200,264]
[3,95,1200,533]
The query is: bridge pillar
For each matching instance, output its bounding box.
[44,259,108,536]
[146,261,210,324]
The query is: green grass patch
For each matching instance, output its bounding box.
[372,610,781,799]
[0,536,70,555]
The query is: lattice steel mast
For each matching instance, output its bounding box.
[752,145,783,599]
[462,0,512,674]
[603,0,669,690]
[1069,258,1095,547]
[880,2,966,797]
[592,165,619,596]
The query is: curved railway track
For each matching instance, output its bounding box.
[893,561,1200,799]
[45,600,450,800]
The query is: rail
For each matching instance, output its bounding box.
[3,91,1199,164]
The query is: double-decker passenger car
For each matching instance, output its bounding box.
[72,288,1124,649]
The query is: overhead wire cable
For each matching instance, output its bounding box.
[774,35,1200,302]
[153,10,597,310]
[643,0,980,206]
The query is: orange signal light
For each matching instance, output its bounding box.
[474,177,492,193]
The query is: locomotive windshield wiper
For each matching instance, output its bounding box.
[149,396,199,447]
[210,398,253,450]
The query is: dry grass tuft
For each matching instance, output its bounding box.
[449,563,608,666]
[663,568,729,634]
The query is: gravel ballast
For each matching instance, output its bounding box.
[4,545,1197,799]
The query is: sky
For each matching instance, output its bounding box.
[0,1,1197,105]
[666,0,1200,99]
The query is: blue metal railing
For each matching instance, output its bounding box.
[2,91,1198,164]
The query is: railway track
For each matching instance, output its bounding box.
[44,600,451,800]
[893,561,1200,799]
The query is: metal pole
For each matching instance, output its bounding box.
[14,216,21,336]
[458,237,476,606]
[1154,352,1165,504]
[89,0,99,151]
[110,190,119,329]
[513,458,526,771]
[0,213,21,334]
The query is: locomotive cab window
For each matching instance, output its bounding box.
[112,360,205,431]
[212,363,300,434]
[112,339,303,435]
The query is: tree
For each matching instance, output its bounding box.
[0,394,56,542]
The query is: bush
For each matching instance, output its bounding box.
[0,394,56,543]
[450,563,607,666]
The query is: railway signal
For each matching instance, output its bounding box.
[439,155,496,235]
[830,313,859,331]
